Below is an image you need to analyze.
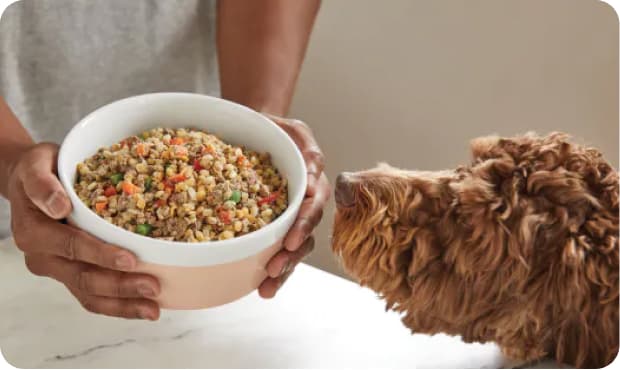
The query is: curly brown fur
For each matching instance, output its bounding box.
[332,132,619,368]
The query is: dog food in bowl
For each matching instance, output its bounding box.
[73,127,288,242]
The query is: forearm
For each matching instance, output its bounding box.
[0,97,34,197]
[217,0,320,116]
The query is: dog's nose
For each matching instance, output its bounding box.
[335,172,356,208]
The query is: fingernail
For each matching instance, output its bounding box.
[137,307,155,320]
[280,259,291,277]
[115,254,134,270]
[45,191,68,218]
[138,284,156,298]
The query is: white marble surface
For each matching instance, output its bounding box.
[0,238,553,368]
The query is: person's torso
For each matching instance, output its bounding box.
[0,0,220,237]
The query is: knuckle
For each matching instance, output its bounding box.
[11,214,36,251]
[290,118,308,128]
[116,274,124,298]
[30,142,58,158]
[12,227,31,251]
[64,230,78,260]
[77,269,93,294]
[24,256,43,276]
[80,297,97,313]
[303,149,325,171]
[30,171,52,188]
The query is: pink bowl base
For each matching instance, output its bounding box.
[136,241,282,309]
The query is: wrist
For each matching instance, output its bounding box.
[0,141,33,198]
[221,93,288,117]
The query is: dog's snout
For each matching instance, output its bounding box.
[335,172,357,208]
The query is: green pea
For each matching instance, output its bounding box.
[229,190,242,203]
[110,173,124,185]
[136,223,153,236]
[144,177,152,191]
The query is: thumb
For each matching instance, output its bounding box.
[20,143,72,219]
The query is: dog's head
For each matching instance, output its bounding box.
[332,164,458,308]
[332,132,619,366]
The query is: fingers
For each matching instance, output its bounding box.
[264,114,325,195]
[18,143,72,219]
[258,267,295,300]
[283,173,330,251]
[25,254,159,299]
[26,255,160,320]
[259,236,315,299]
[15,210,137,270]
[68,285,160,320]
[262,114,330,252]
[266,236,315,278]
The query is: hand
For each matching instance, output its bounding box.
[7,143,161,320]
[258,115,331,298]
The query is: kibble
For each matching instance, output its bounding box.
[74,127,288,242]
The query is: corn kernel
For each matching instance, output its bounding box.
[136,197,146,210]
[203,208,214,217]
[233,221,243,232]
[135,163,148,173]
[175,182,187,192]
[219,230,234,240]
[250,205,259,216]
[196,188,206,201]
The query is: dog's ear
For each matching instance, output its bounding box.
[376,162,393,170]
[469,132,543,163]
[469,135,502,162]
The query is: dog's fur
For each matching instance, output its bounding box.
[332,132,618,368]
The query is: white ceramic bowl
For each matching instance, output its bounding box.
[57,93,306,309]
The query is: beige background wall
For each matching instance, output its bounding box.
[289,0,619,277]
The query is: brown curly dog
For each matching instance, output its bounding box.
[332,132,618,368]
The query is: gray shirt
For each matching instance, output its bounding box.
[0,0,220,237]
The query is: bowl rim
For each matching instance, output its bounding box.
[57,92,307,254]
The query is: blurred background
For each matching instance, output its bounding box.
[289,0,619,278]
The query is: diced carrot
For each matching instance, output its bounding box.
[170,137,185,145]
[202,144,215,154]
[258,191,280,206]
[193,159,203,171]
[172,145,188,158]
[95,202,107,212]
[218,209,232,225]
[122,181,140,195]
[236,155,247,166]
[104,186,117,197]
[168,173,187,184]
[136,143,147,156]
[154,199,166,208]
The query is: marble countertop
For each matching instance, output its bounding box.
[0,238,552,368]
